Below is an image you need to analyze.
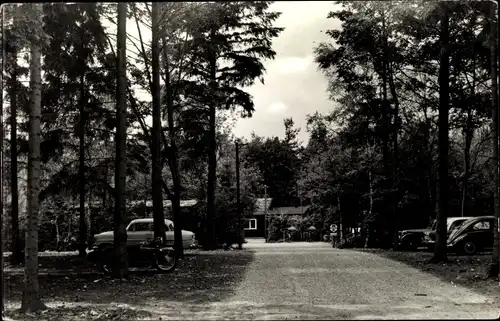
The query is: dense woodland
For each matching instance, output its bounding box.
[1,0,500,313]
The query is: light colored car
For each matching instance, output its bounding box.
[424,217,473,248]
[92,218,196,249]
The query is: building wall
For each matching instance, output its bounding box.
[244,215,265,238]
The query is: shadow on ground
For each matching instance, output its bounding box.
[356,248,500,299]
[4,305,153,321]
[5,252,255,306]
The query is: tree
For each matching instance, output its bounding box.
[182,2,283,249]
[151,2,166,245]
[488,0,499,278]
[113,2,128,278]
[431,1,450,263]
[5,18,23,265]
[314,1,407,247]
[160,2,183,258]
[21,3,47,313]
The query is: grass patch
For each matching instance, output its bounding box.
[5,252,255,306]
[358,248,500,299]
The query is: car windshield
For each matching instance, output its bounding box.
[128,222,153,232]
[448,220,465,232]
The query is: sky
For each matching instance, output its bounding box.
[232,1,340,145]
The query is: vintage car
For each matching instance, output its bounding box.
[396,217,472,251]
[88,218,197,251]
[447,216,495,255]
[424,217,473,250]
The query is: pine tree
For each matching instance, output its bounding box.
[21,3,47,313]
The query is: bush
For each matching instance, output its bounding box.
[337,233,364,248]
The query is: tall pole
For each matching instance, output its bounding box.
[0,3,5,313]
[264,185,268,242]
[236,142,242,249]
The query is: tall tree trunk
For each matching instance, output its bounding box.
[206,30,218,250]
[8,41,22,265]
[488,1,500,278]
[389,66,400,249]
[55,215,60,251]
[161,29,183,258]
[78,69,87,258]
[461,43,477,219]
[380,10,392,248]
[113,2,128,278]
[432,2,450,263]
[21,4,47,311]
[461,126,472,218]
[151,2,166,242]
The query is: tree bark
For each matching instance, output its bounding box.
[113,2,128,278]
[151,2,166,242]
[488,1,499,278]
[380,10,392,248]
[161,26,183,258]
[461,39,477,219]
[461,126,472,218]
[8,40,22,265]
[432,2,449,263]
[78,67,87,258]
[388,67,400,248]
[21,4,47,311]
[206,29,218,250]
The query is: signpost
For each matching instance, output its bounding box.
[330,224,338,247]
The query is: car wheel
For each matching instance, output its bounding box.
[463,241,477,255]
[401,239,415,251]
[99,246,114,274]
[154,249,177,273]
[409,241,419,251]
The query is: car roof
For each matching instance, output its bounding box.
[463,216,495,223]
[129,218,174,225]
[448,216,473,220]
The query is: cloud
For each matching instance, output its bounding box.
[267,102,289,114]
[271,56,312,75]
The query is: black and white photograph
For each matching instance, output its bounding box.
[0,1,500,320]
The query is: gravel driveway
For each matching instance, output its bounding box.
[144,242,499,320]
[5,242,499,320]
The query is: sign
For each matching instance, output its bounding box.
[330,224,337,233]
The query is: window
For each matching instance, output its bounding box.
[448,220,465,232]
[472,221,490,230]
[245,219,257,230]
[129,223,153,232]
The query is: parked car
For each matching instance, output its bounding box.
[424,217,473,250]
[396,227,431,251]
[89,218,197,250]
[447,216,495,255]
[396,217,472,251]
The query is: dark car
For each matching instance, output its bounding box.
[396,227,431,251]
[425,217,473,250]
[447,216,495,255]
